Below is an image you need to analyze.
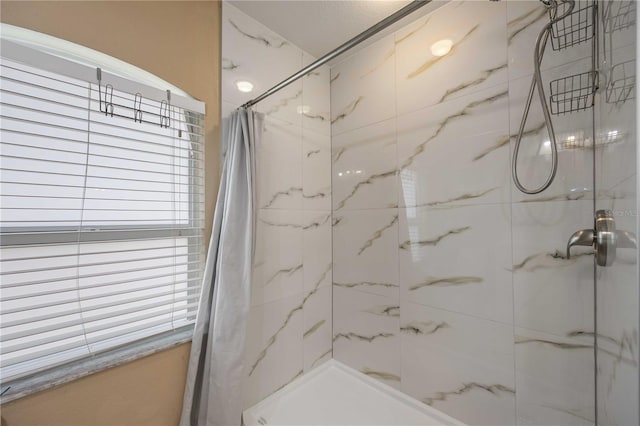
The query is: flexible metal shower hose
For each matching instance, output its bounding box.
[512,0,576,194]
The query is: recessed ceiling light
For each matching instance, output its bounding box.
[235,80,254,93]
[430,39,453,57]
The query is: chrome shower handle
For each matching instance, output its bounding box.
[566,210,636,267]
[616,230,637,249]
[566,229,595,259]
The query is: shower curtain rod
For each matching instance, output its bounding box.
[242,0,433,109]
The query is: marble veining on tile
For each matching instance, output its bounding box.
[303,213,331,230]
[273,369,304,394]
[222,58,239,70]
[249,302,303,376]
[306,149,321,158]
[261,187,303,209]
[333,281,398,290]
[515,336,592,350]
[409,276,483,291]
[303,320,326,338]
[333,332,395,343]
[310,349,332,368]
[363,305,400,318]
[335,170,398,210]
[331,96,364,125]
[519,192,588,203]
[417,188,501,208]
[507,5,546,45]
[360,49,395,80]
[399,226,470,250]
[472,135,510,161]
[262,90,302,116]
[422,382,515,406]
[394,15,432,45]
[302,111,328,123]
[401,321,450,335]
[229,19,288,48]
[251,264,329,376]
[361,368,401,382]
[357,215,398,255]
[512,249,592,272]
[264,264,303,287]
[399,90,508,170]
[406,25,479,80]
[438,63,508,104]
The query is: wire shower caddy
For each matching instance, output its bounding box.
[547,0,598,115]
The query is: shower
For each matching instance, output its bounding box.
[512,0,578,194]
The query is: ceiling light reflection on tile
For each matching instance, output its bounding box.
[235,80,254,93]
[297,105,311,115]
[430,39,453,57]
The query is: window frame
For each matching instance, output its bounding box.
[0,38,206,400]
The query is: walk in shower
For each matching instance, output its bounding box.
[221,0,638,424]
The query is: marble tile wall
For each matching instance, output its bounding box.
[221,3,332,409]
[595,1,638,425]
[331,1,637,425]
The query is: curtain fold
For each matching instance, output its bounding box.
[180,108,259,426]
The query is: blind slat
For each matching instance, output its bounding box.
[0,55,205,382]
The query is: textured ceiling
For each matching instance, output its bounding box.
[227,0,438,59]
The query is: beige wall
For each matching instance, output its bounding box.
[1,344,191,426]
[0,0,221,245]
[0,1,221,425]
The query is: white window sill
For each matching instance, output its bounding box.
[0,326,193,404]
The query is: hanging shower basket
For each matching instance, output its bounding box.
[603,0,636,33]
[606,60,636,104]
[549,0,595,50]
[549,70,598,114]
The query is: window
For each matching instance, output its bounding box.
[0,41,205,382]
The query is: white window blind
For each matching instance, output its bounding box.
[0,54,205,382]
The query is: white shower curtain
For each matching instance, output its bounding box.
[180,108,259,426]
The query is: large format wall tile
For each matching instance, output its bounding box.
[302,53,331,136]
[256,116,303,210]
[596,8,638,422]
[330,35,396,136]
[303,285,332,372]
[399,204,513,325]
[257,81,303,126]
[594,196,639,425]
[396,84,510,208]
[401,302,516,426]
[223,3,333,408]
[253,209,303,306]
[507,0,593,82]
[514,327,595,426]
[332,208,399,300]
[596,44,637,193]
[395,0,507,116]
[303,129,331,210]
[332,119,398,211]
[243,293,304,409]
[511,200,594,336]
[509,59,595,203]
[333,286,401,389]
[303,210,332,293]
[222,3,302,109]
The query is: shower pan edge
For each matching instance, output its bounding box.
[242,360,465,426]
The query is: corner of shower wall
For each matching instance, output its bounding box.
[220,2,333,409]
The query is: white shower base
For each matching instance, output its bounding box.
[243,360,465,426]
